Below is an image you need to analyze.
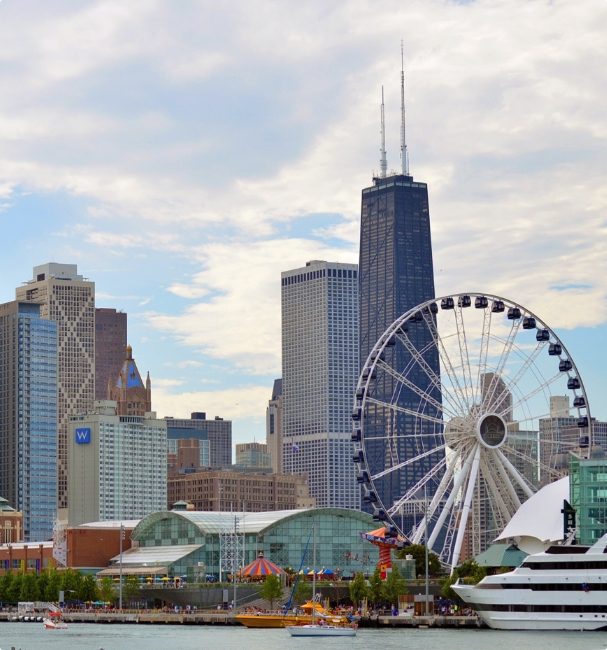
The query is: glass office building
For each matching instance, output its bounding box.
[0,301,57,541]
[104,507,376,579]
[359,174,442,512]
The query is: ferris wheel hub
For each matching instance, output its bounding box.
[477,413,507,448]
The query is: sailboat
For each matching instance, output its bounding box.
[286,525,357,638]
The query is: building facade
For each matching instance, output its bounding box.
[281,260,360,509]
[0,301,58,541]
[108,345,151,416]
[105,508,375,580]
[95,308,127,400]
[16,263,95,510]
[165,413,232,468]
[358,173,440,513]
[235,442,271,469]
[266,378,283,474]
[167,469,314,512]
[68,401,167,526]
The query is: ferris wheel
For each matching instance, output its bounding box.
[352,293,592,570]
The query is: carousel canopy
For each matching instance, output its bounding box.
[239,552,283,577]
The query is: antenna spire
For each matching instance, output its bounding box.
[380,85,387,178]
[400,40,409,176]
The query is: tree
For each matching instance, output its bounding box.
[80,574,99,602]
[382,565,407,607]
[7,572,22,604]
[396,544,442,578]
[123,575,141,608]
[348,572,368,609]
[293,578,312,606]
[98,576,116,604]
[0,572,13,603]
[44,567,61,602]
[19,572,40,601]
[367,568,384,606]
[441,559,486,600]
[260,574,283,610]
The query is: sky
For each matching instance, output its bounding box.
[0,0,605,447]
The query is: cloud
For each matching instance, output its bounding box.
[0,0,606,428]
[146,236,357,375]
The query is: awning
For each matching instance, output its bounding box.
[97,565,168,577]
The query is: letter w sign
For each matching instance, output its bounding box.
[75,428,91,444]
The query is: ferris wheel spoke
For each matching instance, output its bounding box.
[481,451,522,517]
[453,304,475,409]
[389,456,448,517]
[451,444,482,570]
[416,314,469,416]
[365,396,445,426]
[491,341,546,416]
[481,319,523,417]
[474,307,494,413]
[423,314,467,415]
[426,447,477,548]
[363,431,451,442]
[393,328,463,417]
[495,448,536,498]
[506,371,564,418]
[500,444,563,485]
[371,443,447,481]
[376,357,458,420]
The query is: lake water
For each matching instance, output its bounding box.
[1,623,607,650]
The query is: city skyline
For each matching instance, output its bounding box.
[0,1,605,446]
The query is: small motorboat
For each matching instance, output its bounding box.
[43,611,68,630]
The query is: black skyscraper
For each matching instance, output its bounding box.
[359,172,442,514]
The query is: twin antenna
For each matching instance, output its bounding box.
[379,41,410,178]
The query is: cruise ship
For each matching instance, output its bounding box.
[453,533,607,630]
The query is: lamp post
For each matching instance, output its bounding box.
[119,523,125,610]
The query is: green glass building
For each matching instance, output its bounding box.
[105,508,376,580]
[570,454,607,545]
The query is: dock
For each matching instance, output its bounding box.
[0,610,480,627]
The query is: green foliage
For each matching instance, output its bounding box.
[260,574,283,609]
[441,559,487,600]
[348,572,368,608]
[98,576,117,604]
[19,572,40,601]
[0,572,14,603]
[382,565,407,606]
[80,574,99,602]
[7,573,22,603]
[396,544,442,577]
[367,568,384,606]
[123,575,141,607]
[44,568,61,602]
[293,578,312,605]
[60,568,83,601]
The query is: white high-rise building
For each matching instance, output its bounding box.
[16,263,95,510]
[281,260,360,509]
[68,401,167,526]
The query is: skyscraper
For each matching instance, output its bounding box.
[95,308,127,400]
[358,70,440,513]
[0,301,58,541]
[281,260,360,509]
[16,263,95,509]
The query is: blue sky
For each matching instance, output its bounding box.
[0,0,605,446]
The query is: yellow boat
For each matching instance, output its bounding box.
[235,601,349,629]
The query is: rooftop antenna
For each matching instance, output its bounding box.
[400,40,409,176]
[379,85,388,178]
